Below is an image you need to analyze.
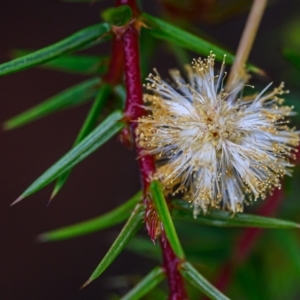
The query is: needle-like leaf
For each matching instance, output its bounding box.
[11,49,108,74]
[51,83,112,198]
[121,266,165,300]
[12,110,124,204]
[82,203,144,288]
[3,78,100,130]
[172,200,300,229]
[149,180,185,259]
[142,13,263,74]
[180,261,230,300]
[0,23,111,76]
[38,191,142,241]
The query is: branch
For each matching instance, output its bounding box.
[116,1,188,298]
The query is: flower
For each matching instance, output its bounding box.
[136,53,300,216]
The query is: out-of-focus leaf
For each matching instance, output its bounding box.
[175,220,233,264]
[234,259,268,300]
[142,14,262,74]
[128,227,230,265]
[121,266,165,300]
[172,200,300,229]
[273,230,300,276]
[0,23,111,76]
[51,84,112,198]
[262,233,298,300]
[143,287,167,300]
[149,180,185,259]
[284,92,300,120]
[38,191,142,242]
[168,43,191,65]
[140,27,157,78]
[283,48,300,70]
[127,235,161,261]
[113,84,126,110]
[82,203,144,288]
[3,78,100,130]
[180,261,230,300]
[11,49,108,74]
[102,5,132,27]
[12,111,124,204]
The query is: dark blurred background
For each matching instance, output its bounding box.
[0,0,300,299]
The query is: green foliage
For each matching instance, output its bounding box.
[83,203,144,287]
[283,48,300,70]
[150,180,185,259]
[172,200,300,229]
[0,23,111,76]
[102,5,133,26]
[142,13,232,63]
[3,78,100,130]
[11,49,108,74]
[180,261,230,300]
[38,191,142,241]
[142,13,262,74]
[273,230,300,277]
[13,111,124,203]
[51,83,112,197]
[126,235,161,261]
[121,267,165,300]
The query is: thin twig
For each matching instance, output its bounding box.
[225,0,267,92]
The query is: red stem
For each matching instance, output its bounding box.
[116,1,188,298]
[122,26,144,124]
[161,236,189,300]
[121,15,156,191]
[103,37,124,85]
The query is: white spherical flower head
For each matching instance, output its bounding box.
[136,53,299,216]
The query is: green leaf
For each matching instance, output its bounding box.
[285,93,300,120]
[12,110,124,204]
[51,83,112,198]
[172,200,300,229]
[180,261,230,300]
[142,14,227,60]
[283,48,300,70]
[11,49,108,74]
[273,230,300,276]
[38,191,142,241]
[102,5,132,27]
[149,180,185,259]
[140,27,157,78]
[127,235,161,261]
[142,14,262,74]
[168,42,191,65]
[3,78,100,130]
[82,203,144,288]
[0,23,111,76]
[121,266,165,300]
[113,84,126,110]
